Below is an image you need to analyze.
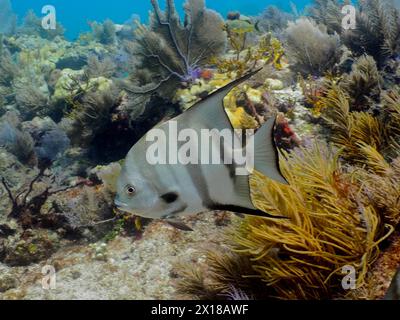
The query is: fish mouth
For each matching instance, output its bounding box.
[114,197,158,218]
[114,200,130,212]
[114,200,145,216]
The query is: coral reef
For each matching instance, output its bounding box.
[14,75,50,120]
[1,0,400,301]
[1,166,81,223]
[34,126,70,165]
[89,19,117,45]
[85,55,117,78]
[257,6,294,33]
[284,18,344,76]
[224,15,257,59]
[307,0,347,34]
[214,32,285,77]
[60,79,120,147]
[174,1,400,300]
[1,229,60,266]
[0,49,18,113]
[121,0,227,117]
[343,0,400,67]
[319,82,400,162]
[0,112,35,164]
[177,143,399,299]
[338,55,382,111]
[19,10,65,40]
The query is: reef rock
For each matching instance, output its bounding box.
[52,69,85,102]
[0,273,18,293]
[265,78,284,90]
[1,229,60,267]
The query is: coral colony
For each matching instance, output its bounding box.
[0,0,399,300]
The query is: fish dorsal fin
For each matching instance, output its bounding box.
[254,115,288,184]
[180,68,262,130]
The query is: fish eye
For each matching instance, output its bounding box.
[125,185,136,196]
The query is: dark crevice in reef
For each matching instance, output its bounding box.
[88,98,181,164]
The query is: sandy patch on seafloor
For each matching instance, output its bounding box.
[1,212,399,300]
[0,212,231,300]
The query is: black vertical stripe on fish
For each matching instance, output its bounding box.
[184,163,215,209]
[218,137,236,179]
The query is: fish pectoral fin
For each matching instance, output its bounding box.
[166,220,193,232]
[254,115,289,185]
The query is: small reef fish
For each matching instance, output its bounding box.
[115,69,288,231]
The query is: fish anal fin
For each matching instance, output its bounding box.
[233,212,245,219]
[209,204,288,219]
[233,175,255,210]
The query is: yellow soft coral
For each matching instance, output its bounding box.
[177,142,398,300]
[213,33,285,77]
[226,107,258,129]
[233,143,394,299]
[319,84,390,163]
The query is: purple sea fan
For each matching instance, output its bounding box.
[185,67,203,82]
[224,285,253,301]
[35,127,70,163]
[0,120,35,163]
[121,0,227,115]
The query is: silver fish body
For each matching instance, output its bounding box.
[115,69,288,224]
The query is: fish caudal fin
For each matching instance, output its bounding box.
[254,116,288,184]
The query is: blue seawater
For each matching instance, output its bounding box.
[10,0,310,40]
